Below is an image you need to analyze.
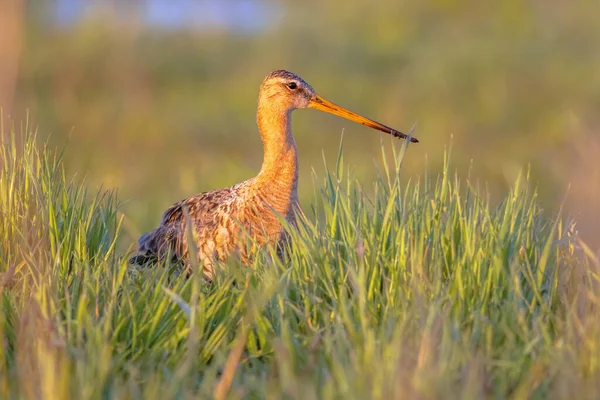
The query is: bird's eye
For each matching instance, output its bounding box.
[287,82,298,90]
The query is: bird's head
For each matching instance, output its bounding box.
[259,70,316,111]
[258,69,419,143]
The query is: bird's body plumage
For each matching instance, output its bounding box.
[129,70,417,277]
[130,176,298,278]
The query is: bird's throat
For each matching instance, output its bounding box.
[255,107,299,216]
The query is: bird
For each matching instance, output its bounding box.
[129,70,418,278]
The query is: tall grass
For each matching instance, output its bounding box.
[1,123,599,399]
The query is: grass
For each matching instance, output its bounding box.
[1,123,599,400]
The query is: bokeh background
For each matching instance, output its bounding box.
[2,0,600,249]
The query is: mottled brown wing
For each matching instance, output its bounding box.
[128,186,239,266]
[128,205,186,266]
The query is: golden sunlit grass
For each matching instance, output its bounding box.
[2,124,600,399]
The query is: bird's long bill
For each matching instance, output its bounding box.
[308,95,419,143]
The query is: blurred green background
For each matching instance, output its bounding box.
[3,0,600,248]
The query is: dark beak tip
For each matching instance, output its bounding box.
[410,137,419,143]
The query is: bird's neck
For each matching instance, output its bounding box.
[254,105,299,213]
